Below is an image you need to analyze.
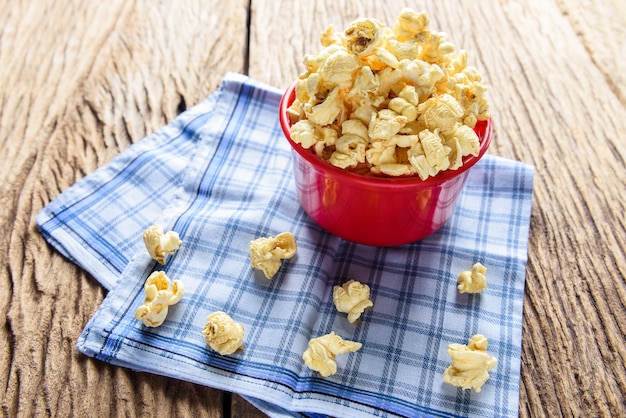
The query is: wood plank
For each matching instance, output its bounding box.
[247,1,626,417]
[0,0,248,416]
[555,0,626,105]
[231,394,268,417]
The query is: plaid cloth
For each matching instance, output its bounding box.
[37,73,535,418]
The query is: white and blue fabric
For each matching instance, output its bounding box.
[37,72,535,418]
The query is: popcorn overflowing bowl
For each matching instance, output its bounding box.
[280,9,493,246]
[280,84,492,246]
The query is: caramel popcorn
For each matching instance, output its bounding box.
[457,262,487,294]
[302,332,362,377]
[143,224,182,264]
[332,279,374,323]
[202,311,245,355]
[249,232,297,279]
[443,334,498,392]
[134,271,184,327]
[287,8,490,180]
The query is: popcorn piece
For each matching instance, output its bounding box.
[389,133,419,148]
[398,59,445,101]
[420,129,451,172]
[403,129,452,180]
[398,85,420,106]
[312,126,339,157]
[419,31,455,64]
[388,97,418,122]
[452,77,490,127]
[329,119,369,169]
[376,66,404,98]
[288,9,490,178]
[318,46,361,89]
[290,120,339,155]
[320,24,342,47]
[302,332,362,377]
[392,8,430,42]
[342,118,369,139]
[445,136,464,170]
[408,142,438,180]
[379,163,417,177]
[290,120,317,149]
[134,271,184,327]
[202,311,244,355]
[346,66,381,109]
[417,94,465,135]
[305,86,344,126]
[386,37,419,61]
[143,224,182,264]
[452,124,480,156]
[369,109,408,141]
[457,262,488,294]
[365,47,399,71]
[350,105,376,128]
[365,141,397,168]
[344,18,383,56]
[332,279,374,323]
[295,71,321,105]
[249,232,297,279]
[443,334,498,392]
[443,124,480,170]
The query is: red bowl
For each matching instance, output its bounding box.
[279,82,492,246]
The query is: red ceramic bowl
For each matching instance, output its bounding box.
[279,82,492,246]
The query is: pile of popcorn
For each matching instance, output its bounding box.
[287,8,490,180]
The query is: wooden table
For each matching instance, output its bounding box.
[1,1,624,416]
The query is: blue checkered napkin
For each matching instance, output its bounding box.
[36,87,225,290]
[37,73,535,418]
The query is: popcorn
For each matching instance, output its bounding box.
[287,8,490,179]
[332,279,374,323]
[319,48,361,89]
[302,332,362,377]
[143,224,182,265]
[379,163,416,177]
[290,120,318,149]
[249,232,297,279]
[346,67,380,110]
[457,262,488,294]
[305,86,344,126]
[320,24,342,47]
[420,31,455,64]
[330,119,369,169]
[202,311,245,355]
[418,94,465,135]
[134,271,184,327]
[443,334,498,392]
[365,47,399,71]
[369,109,408,141]
[421,129,451,169]
[388,96,418,122]
[365,141,398,169]
[407,142,437,180]
[398,59,444,101]
[344,18,383,56]
[392,8,430,42]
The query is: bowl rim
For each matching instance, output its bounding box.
[279,81,492,189]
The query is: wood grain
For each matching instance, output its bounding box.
[555,0,626,106]
[1,0,247,416]
[1,0,624,417]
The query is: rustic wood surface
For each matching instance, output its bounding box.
[1,0,624,417]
